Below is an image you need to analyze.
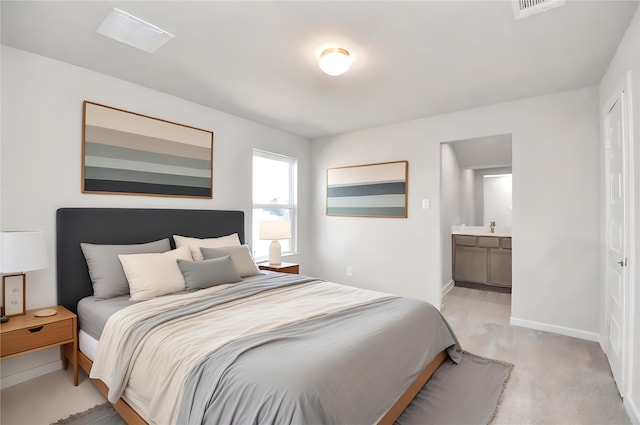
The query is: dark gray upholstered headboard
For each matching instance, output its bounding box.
[56,208,245,313]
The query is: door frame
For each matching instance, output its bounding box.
[600,70,636,399]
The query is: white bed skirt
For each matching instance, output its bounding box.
[79,329,99,361]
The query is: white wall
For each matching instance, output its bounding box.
[598,6,640,424]
[310,87,601,342]
[0,46,311,386]
[440,143,462,290]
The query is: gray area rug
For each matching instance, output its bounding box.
[51,403,125,425]
[51,351,512,425]
[396,351,513,425]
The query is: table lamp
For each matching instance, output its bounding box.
[0,231,50,322]
[259,220,291,265]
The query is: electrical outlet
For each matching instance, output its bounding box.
[346,266,353,276]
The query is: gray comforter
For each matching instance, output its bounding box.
[178,295,461,424]
[92,273,461,424]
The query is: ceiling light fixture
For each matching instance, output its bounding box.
[97,8,174,54]
[319,48,352,76]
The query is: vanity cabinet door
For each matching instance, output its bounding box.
[453,245,488,284]
[488,247,512,287]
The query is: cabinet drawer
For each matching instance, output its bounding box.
[501,238,512,249]
[478,237,500,248]
[453,235,477,247]
[0,319,73,357]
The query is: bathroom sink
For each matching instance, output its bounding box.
[451,225,511,237]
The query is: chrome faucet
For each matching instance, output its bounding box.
[490,221,496,233]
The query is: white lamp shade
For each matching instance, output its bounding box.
[0,231,49,273]
[259,220,291,240]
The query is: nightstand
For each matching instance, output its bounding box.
[0,305,78,386]
[259,262,300,274]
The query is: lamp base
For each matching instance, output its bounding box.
[0,315,8,324]
[34,309,57,317]
[268,240,282,266]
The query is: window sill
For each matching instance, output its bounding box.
[255,252,300,264]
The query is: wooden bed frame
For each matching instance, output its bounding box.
[56,207,447,425]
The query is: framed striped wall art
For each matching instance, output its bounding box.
[82,101,213,198]
[326,161,408,218]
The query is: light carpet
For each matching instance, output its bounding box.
[52,351,512,425]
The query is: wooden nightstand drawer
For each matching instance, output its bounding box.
[1,318,73,357]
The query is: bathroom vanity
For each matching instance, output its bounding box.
[451,227,511,292]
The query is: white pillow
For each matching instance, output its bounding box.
[173,233,241,261]
[200,244,261,277]
[119,246,192,301]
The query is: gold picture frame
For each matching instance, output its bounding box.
[82,101,214,199]
[2,274,26,316]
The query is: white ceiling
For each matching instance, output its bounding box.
[1,1,637,140]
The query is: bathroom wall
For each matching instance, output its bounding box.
[460,169,475,226]
[440,143,462,290]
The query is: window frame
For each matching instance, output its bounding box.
[252,149,297,260]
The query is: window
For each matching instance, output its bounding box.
[252,150,297,259]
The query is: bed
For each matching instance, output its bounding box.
[56,207,460,425]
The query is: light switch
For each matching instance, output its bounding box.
[422,199,430,209]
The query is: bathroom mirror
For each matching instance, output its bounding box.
[483,173,512,227]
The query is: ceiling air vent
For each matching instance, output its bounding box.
[512,0,565,20]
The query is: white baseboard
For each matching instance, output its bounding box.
[0,360,61,390]
[598,332,609,354]
[626,397,640,425]
[442,280,454,297]
[510,317,600,342]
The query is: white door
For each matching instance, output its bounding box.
[604,88,629,395]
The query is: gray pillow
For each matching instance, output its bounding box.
[80,238,171,299]
[200,244,260,277]
[176,256,242,292]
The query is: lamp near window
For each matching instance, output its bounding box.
[0,231,50,322]
[259,220,291,266]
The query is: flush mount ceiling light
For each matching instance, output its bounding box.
[97,8,174,54]
[319,48,352,76]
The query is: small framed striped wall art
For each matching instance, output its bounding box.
[326,160,408,218]
[82,101,213,198]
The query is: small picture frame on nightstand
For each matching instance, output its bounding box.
[2,274,26,316]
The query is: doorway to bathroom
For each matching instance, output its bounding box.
[440,133,513,309]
